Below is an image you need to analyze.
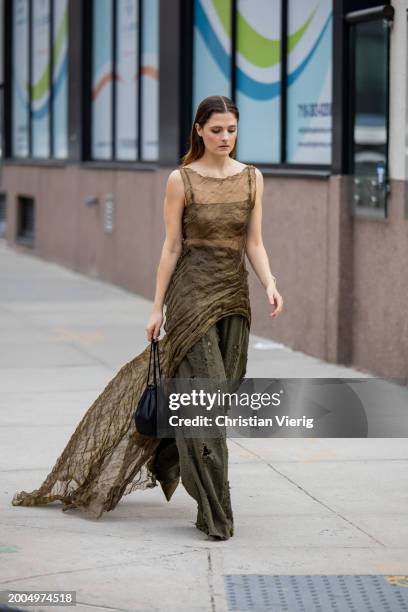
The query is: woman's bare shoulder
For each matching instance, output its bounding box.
[250,164,262,176]
[166,168,185,188]
[252,166,263,182]
[164,169,185,203]
[167,167,184,180]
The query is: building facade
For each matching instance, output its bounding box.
[0,0,407,378]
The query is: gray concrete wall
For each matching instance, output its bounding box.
[351,179,408,378]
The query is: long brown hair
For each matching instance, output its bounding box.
[180,95,239,166]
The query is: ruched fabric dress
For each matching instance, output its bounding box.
[11,164,257,538]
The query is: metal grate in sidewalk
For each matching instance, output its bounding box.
[224,575,408,612]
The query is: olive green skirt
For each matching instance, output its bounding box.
[152,314,250,540]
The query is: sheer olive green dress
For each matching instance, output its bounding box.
[11,164,257,539]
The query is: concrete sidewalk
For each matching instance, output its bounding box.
[0,239,407,612]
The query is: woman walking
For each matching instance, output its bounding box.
[11,95,283,540]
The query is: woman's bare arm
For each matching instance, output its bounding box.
[245,168,284,319]
[146,170,185,340]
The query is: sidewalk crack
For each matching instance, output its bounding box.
[231,439,386,547]
[207,550,217,612]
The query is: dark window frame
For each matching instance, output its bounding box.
[85,0,157,164]
[3,0,392,177]
[0,192,7,238]
[345,4,393,218]
[15,193,35,247]
[346,5,392,172]
[189,0,334,173]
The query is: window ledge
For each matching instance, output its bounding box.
[353,208,388,221]
[2,158,332,179]
[15,236,35,248]
[3,158,68,168]
[258,167,331,179]
[80,161,158,172]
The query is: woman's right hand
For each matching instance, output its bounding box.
[145,309,163,342]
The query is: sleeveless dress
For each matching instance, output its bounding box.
[11,163,257,535]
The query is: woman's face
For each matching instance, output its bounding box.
[196,112,237,156]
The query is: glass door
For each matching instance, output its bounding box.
[347,8,393,217]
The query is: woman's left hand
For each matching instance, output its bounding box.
[266,282,284,318]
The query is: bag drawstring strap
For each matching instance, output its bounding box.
[146,341,154,385]
[155,340,162,380]
[147,340,161,386]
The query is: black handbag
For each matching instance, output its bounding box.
[134,339,162,436]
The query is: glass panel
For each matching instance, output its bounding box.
[192,0,232,118]
[91,0,113,159]
[351,19,389,213]
[52,0,68,159]
[236,0,281,163]
[141,0,159,160]
[287,0,333,164]
[115,0,138,161]
[12,0,29,157]
[32,0,51,157]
